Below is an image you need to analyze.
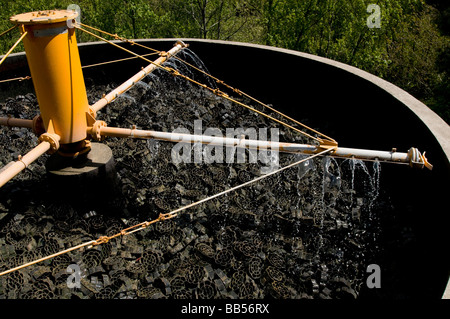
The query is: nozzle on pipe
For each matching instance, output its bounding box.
[408,147,433,170]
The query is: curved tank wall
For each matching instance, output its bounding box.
[1,39,449,299]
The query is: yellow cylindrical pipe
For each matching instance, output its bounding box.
[10,10,89,145]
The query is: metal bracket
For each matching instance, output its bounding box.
[408,147,433,170]
[317,138,338,153]
[33,25,68,38]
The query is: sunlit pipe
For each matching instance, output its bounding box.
[90,40,187,113]
[91,125,432,169]
[0,30,28,68]
[0,133,60,188]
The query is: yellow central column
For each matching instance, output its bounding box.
[10,10,89,153]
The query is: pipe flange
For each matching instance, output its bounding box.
[38,133,60,154]
[32,114,45,136]
[91,120,107,141]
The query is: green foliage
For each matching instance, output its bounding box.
[0,0,448,123]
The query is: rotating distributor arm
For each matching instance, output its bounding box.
[87,120,433,170]
[0,133,60,188]
[0,115,46,135]
[88,40,188,114]
[322,144,433,170]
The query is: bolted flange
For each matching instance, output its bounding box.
[38,133,60,154]
[90,120,107,142]
[32,114,45,136]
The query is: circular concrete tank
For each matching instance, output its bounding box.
[1,39,449,299]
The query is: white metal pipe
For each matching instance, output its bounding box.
[97,126,317,152]
[332,147,409,163]
[90,41,187,113]
[96,126,418,166]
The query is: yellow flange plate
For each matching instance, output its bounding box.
[10,10,78,25]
